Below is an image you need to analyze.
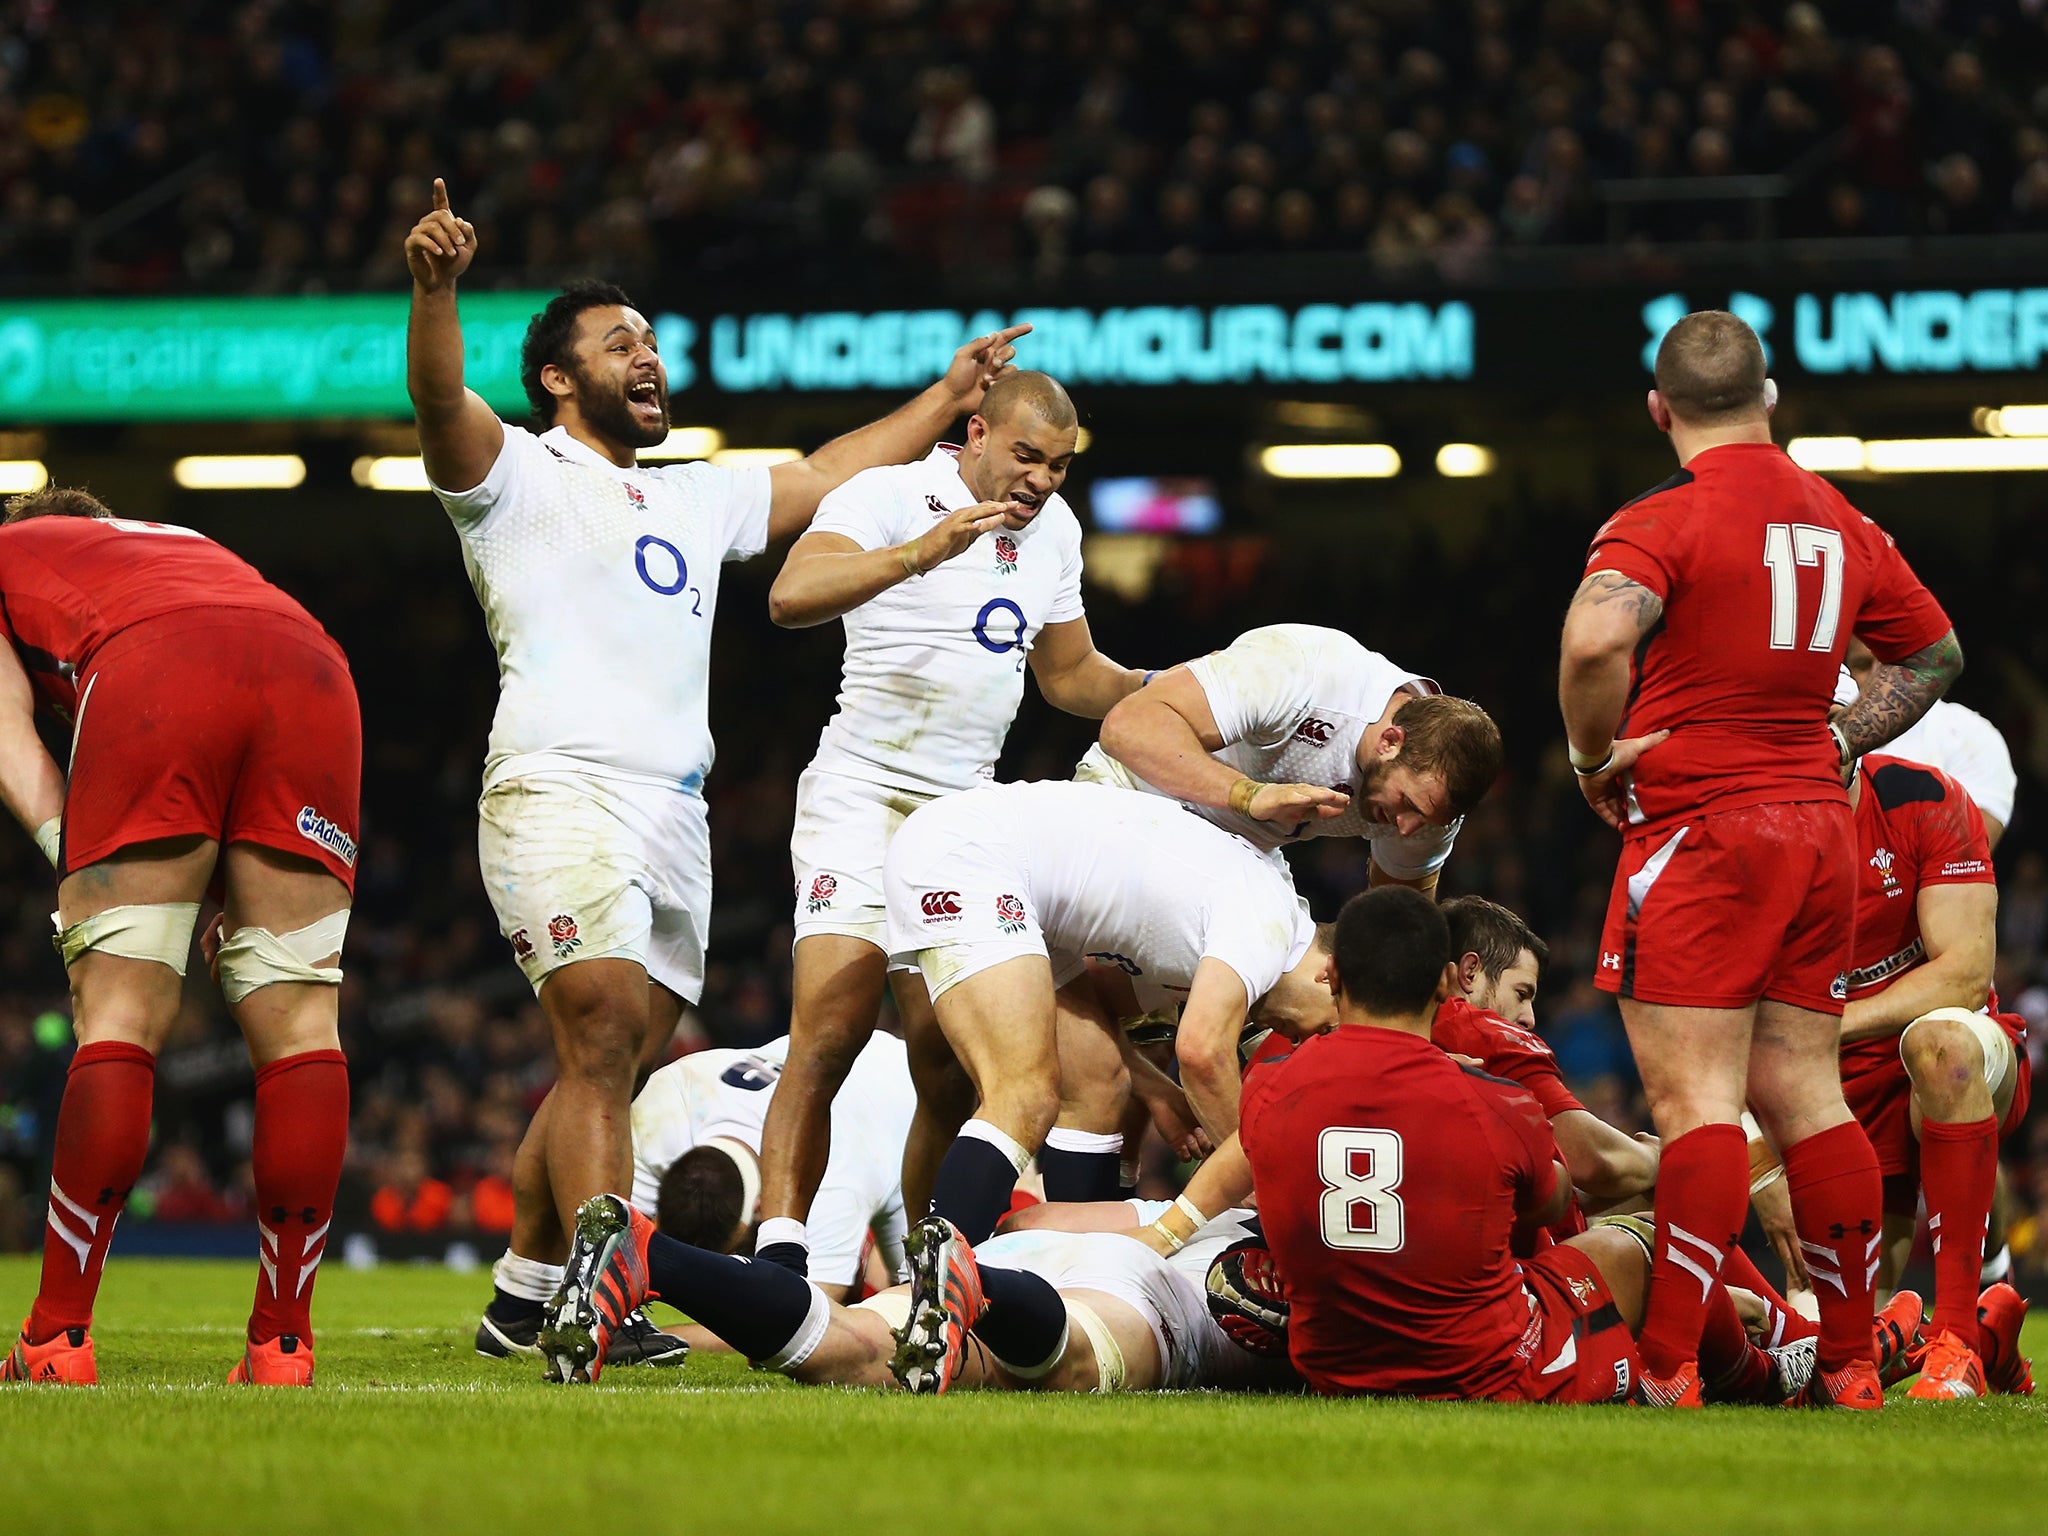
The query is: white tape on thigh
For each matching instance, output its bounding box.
[1063,1299,1125,1393]
[216,909,350,1004]
[52,903,201,974]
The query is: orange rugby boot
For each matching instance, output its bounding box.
[1801,1356,1885,1409]
[1905,1328,1985,1400]
[228,1333,315,1386]
[539,1194,655,1385]
[1873,1289,1925,1388]
[890,1216,989,1396]
[1,1322,98,1385]
[1630,1359,1704,1408]
[1976,1283,2033,1396]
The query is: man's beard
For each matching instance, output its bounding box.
[573,367,668,449]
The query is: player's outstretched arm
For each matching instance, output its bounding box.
[1549,1107,1659,1205]
[1833,629,1964,761]
[1027,618,1145,720]
[1100,668,1348,824]
[1559,571,1672,828]
[1837,880,1995,1042]
[1133,1133,1253,1255]
[405,177,503,496]
[0,644,66,866]
[764,324,1032,543]
[1175,959,1254,1144]
[767,500,1027,628]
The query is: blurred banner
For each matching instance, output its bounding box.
[3,282,2045,421]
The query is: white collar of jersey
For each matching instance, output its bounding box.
[539,424,637,478]
[700,1136,762,1224]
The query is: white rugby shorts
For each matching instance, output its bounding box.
[790,767,935,951]
[478,770,711,1002]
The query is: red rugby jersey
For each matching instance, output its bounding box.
[1584,443,1950,833]
[1241,1025,1561,1399]
[1431,996,1585,1118]
[0,515,317,716]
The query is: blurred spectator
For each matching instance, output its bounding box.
[371,1149,455,1233]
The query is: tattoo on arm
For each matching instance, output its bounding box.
[1568,571,1665,639]
[1836,631,1964,757]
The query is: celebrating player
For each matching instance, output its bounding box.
[1079,623,1501,897]
[0,490,359,1387]
[403,178,1028,1369]
[753,369,1141,1280]
[884,779,1334,1243]
[1558,309,1961,1408]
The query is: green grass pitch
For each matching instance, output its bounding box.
[3,1257,2043,1536]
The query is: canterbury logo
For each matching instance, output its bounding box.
[920,890,962,917]
[1293,716,1335,744]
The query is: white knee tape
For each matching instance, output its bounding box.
[1904,1007,2014,1096]
[52,903,202,974]
[216,910,350,1004]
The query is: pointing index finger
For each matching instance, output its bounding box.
[432,177,451,212]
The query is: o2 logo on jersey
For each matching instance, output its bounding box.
[806,873,838,913]
[992,535,1018,576]
[919,890,963,922]
[973,598,1029,672]
[634,534,703,615]
[995,894,1028,933]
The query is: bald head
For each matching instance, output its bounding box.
[978,370,1077,432]
[1653,310,1769,426]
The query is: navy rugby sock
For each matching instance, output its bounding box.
[975,1264,1068,1376]
[930,1121,1029,1244]
[645,1232,817,1361]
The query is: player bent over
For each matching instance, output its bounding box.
[403,180,1026,1365]
[0,490,359,1386]
[1235,888,1803,1405]
[538,1186,1290,1395]
[1560,311,1960,1407]
[884,780,1334,1244]
[755,369,1142,1278]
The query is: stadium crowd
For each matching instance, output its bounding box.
[5,0,2048,292]
[0,494,2043,1287]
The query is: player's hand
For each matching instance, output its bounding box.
[1751,1173,1810,1292]
[1140,1081,1211,1163]
[405,178,477,292]
[943,323,1032,409]
[199,912,226,984]
[1126,1223,1176,1257]
[905,500,1028,574]
[1246,782,1349,824]
[1573,729,1671,830]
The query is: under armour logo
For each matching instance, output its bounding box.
[1826,1219,1878,1240]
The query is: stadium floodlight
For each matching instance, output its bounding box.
[640,427,725,462]
[351,455,432,492]
[1978,404,2048,438]
[1434,443,1496,478]
[1258,443,1401,478]
[1863,436,2048,473]
[172,455,307,490]
[1785,437,1868,472]
[711,447,804,467]
[0,460,50,494]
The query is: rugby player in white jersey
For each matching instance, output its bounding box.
[402,180,1026,1367]
[883,779,1338,1245]
[752,371,1143,1279]
[479,1032,912,1358]
[1078,622,1502,895]
[1846,638,2016,846]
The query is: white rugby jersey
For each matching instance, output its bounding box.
[433,424,773,794]
[1079,623,1458,878]
[905,780,1315,1012]
[806,445,1085,795]
[1877,701,2017,828]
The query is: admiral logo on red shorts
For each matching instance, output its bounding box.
[548,913,582,959]
[995,893,1028,933]
[1292,716,1335,745]
[920,890,963,922]
[993,535,1019,575]
[806,873,838,913]
[296,807,357,869]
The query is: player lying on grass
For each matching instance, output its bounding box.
[534,1186,1294,1394]
[479,1031,914,1360]
[1080,623,1501,899]
[882,779,1336,1244]
[1743,752,2032,1399]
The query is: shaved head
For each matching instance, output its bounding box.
[1653,310,1768,426]
[977,370,1077,432]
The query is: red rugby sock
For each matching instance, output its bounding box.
[248,1050,349,1344]
[27,1042,156,1343]
[1699,1280,1772,1401]
[1782,1121,1883,1371]
[1720,1244,1817,1346]
[1637,1122,1749,1376]
[1917,1115,1997,1341]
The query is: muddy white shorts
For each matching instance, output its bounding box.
[790,767,936,950]
[881,795,1053,1001]
[478,770,711,1002]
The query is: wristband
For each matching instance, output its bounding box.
[1148,1218,1187,1254]
[1828,721,1853,768]
[1172,1192,1210,1230]
[1568,741,1614,775]
[1227,777,1261,817]
[899,543,924,579]
[34,816,60,869]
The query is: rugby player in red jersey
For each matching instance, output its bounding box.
[1236,887,1796,1404]
[0,489,360,1386]
[1558,311,1961,1407]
